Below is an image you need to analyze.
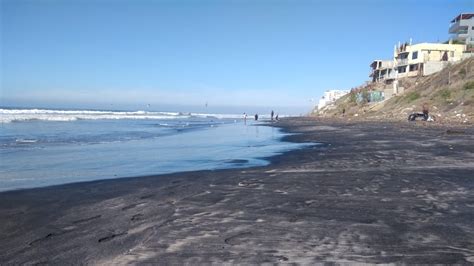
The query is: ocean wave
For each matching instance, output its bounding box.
[0,108,245,123]
[15,138,39,144]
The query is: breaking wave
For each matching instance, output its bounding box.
[0,108,245,123]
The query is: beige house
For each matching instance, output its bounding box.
[394,42,465,78]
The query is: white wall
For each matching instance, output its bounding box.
[423,61,449,76]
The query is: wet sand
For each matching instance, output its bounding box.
[1,117,474,264]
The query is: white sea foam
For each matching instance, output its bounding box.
[15,139,38,143]
[0,108,246,123]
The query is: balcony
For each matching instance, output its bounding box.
[397,58,409,66]
[449,21,461,33]
[384,71,396,80]
[449,14,474,33]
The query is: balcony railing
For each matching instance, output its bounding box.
[384,72,396,79]
[449,21,461,33]
[397,59,409,65]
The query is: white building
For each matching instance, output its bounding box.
[318,90,349,110]
[449,13,474,45]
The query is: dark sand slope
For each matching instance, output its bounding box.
[1,118,474,264]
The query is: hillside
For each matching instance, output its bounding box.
[315,57,474,124]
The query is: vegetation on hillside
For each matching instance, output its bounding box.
[315,57,474,124]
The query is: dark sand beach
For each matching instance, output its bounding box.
[1,117,473,264]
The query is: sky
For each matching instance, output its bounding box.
[1,0,472,114]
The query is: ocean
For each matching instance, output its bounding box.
[0,108,306,192]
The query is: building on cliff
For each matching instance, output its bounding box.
[317,90,349,110]
[369,59,396,84]
[369,13,472,85]
[449,13,474,45]
[394,42,466,78]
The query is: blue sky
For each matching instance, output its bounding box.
[1,0,472,114]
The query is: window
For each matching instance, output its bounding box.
[399,53,408,59]
[412,51,418,59]
[409,64,419,72]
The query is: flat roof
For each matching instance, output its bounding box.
[451,13,474,23]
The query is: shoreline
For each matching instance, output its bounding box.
[1,117,473,263]
[0,119,299,193]
[0,121,306,194]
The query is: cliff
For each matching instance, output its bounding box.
[315,57,474,124]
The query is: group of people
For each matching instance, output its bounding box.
[242,110,278,123]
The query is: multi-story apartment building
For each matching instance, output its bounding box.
[368,13,471,91]
[369,59,396,83]
[449,13,474,45]
[393,42,465,78]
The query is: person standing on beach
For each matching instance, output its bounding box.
[255,114,258,121]
[271,110,274,121]
[422,103,429,121]
[243,112,247,124]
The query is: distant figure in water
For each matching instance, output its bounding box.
[243,113,247,124]
[271,110,274,121]
[254,114,259,121]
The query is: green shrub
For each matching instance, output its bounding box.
[444,39,465,45]
[349,92,357,103]
[463,81,474,90]
[439,89,451,99]
[406,91,420,102]
[361,90,370,103]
